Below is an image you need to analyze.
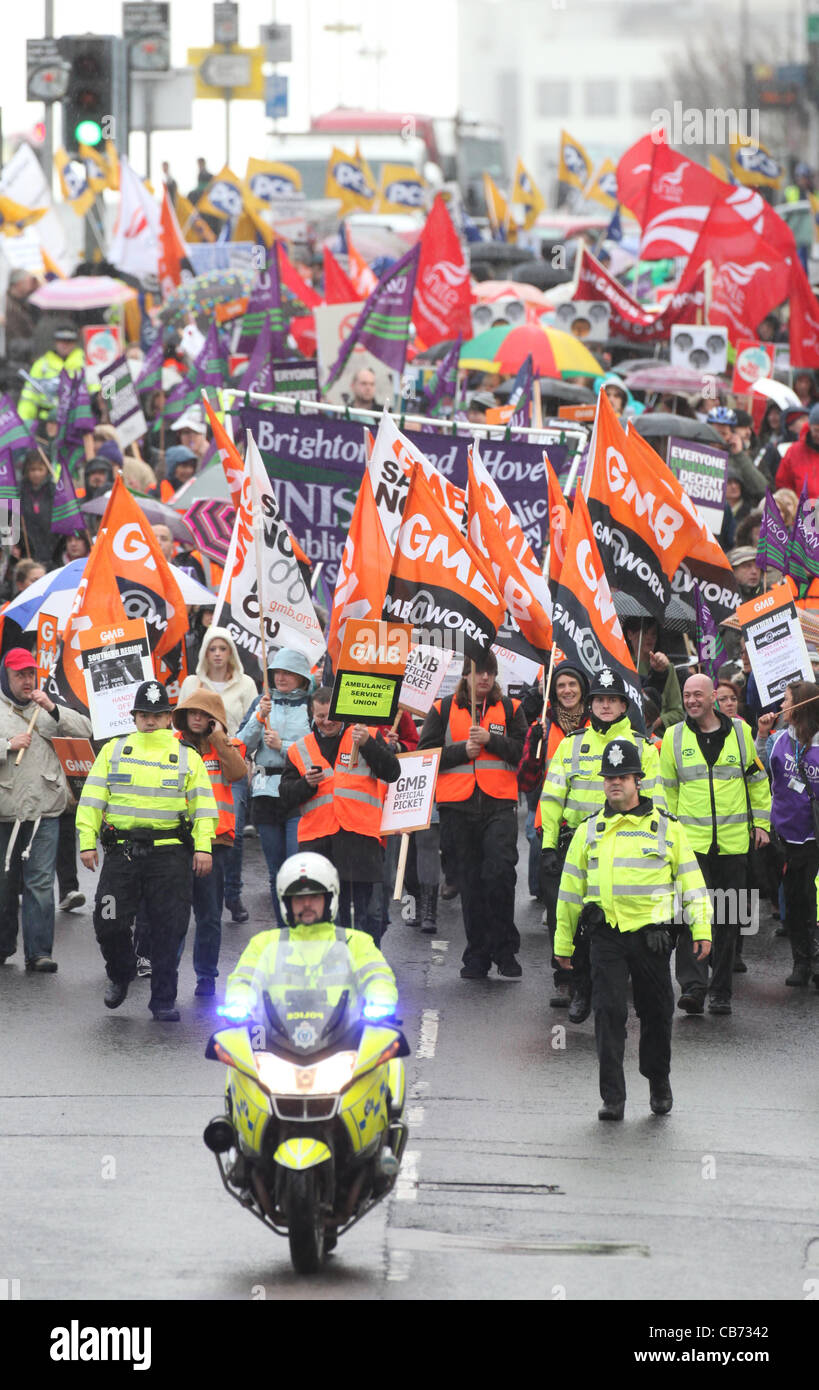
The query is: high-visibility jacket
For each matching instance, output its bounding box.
[659,716,771,855]
[784,574,819,613]
[17,348,86,421]
[76,729,218,852]
[434,697,520,803]
[288,727,387,841]
[532,718,583,832]
[539,716,664,850]
[555,801,712,956]
[176,732,246,841]
[225,920,398,1016]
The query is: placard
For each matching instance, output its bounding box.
[330,619,411,725]
[36,611,59,688]
[492,642,543,693]
[731,339,775,394]
[736,583,813,707]
[83,324,123,387]
[398,643,454,717]
[78,619,154,739]
[667,436,728,536]
[554,299,611,342]
[270,358,318,400]
[379,749,442,836]
[52,737,97,801]
[98,354,147,449]
[670,324,728,373]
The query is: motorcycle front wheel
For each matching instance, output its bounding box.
[285,1169,325,1275]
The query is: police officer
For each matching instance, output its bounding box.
[660,673,771,1016]
[555,741,712,1121]
[18,326,86,422]
[540,668,663,1022]
[76,680,218,1021]
[418,651,527,979]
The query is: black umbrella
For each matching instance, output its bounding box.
[634,413,724,446]
[492,377,594,404]
[613,591,697,634]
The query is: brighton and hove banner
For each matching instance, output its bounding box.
[237,406,570,587]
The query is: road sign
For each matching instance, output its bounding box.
[213,1,238,46]
[26,39,70,103]
[123,3,170,71]
[189,46,264,100]
[130,69,195,132]
[265,73,288,119]
[260,22,292,62]
[810,13,819,42]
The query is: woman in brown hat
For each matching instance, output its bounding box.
[173,690,248,996]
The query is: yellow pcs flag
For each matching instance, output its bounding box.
[174,192,216,243]
[54,149,96,217]
[558,129,592,192]
[197,165,247,223]
[730,136,784,190]
[708,153,732,183]
[0,195,46,237]
[325,145,377,213]
[511,158,545,228]
[378,163,427,214]
[583,158,618,210]
[483,173,515,241]
[79,143,108,194]
[245,158,303,203]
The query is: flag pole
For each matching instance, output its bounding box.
[393,832,411,901]
[470,659,477,725]
[536,642,559,760]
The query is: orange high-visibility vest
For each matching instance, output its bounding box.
[177,734,241,840]
[785,574,819,612]
[288,727,387,841]
[435,697,520,804]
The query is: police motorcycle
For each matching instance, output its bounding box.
[203,858,410,1275]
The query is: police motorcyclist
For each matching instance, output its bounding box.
[223,852,398,1023]
[76,680,218,1020]
[540,668,663,1023]
[555,740,712,1121]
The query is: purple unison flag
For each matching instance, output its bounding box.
[135,340,164,394]
[51,459,84,535]
[508,354,534,428]
[421,336,462,415]
[0,395,34,455]
[194,322,229,388]
[756,489,789,574]
[236,249,287,358]
[786,484,819,590]
[0,447,18,501]
[693,579,725,683]
[241,313,274,393]
[324,242,421,389]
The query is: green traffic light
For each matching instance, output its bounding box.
[75,119,103,146]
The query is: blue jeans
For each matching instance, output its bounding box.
[223,776,249,903]
[0,817,60,963]
[257,815,300,927]
[182,843,228,980]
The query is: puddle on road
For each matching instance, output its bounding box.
[388,1228,650,1258]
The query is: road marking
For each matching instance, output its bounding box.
[385,1247,413,1281]
[407,1105,425,1127]
[416,1009,439,1059]
[395,1150,419,1201]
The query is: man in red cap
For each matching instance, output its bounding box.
[0,648,92,971]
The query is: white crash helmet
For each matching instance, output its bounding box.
[276,852,340,925]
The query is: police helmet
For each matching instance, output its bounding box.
[132,680,172,714]
[587,668,628,701]
[276,852,340,925]
[600,740,643,778]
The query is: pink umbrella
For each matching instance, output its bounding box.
[184,497,235,564]
[472,280,552,307]
[30,276,138,310]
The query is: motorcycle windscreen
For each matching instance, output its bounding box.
[249,933,361,1056]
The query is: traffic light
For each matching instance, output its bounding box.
[59,35,127,153]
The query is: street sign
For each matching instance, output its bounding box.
[809,13,819,42]
[123,3,171,71]
[130,68,195,132]
[265,73,288,119]
[26,39,70,103]
[213,1,238,46]
[260,22,292,63]
[201,52,250,87]
[189,46,264,100]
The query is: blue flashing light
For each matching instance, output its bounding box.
[216,1003,251,1022]
[363,1001,395,1021]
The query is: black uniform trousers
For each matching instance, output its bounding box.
[590,922,674,1107]
[675,851,745,1002]
[440,801,520,970]
[93,845,192,1011]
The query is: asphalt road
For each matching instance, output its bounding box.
[2,820,819,1303]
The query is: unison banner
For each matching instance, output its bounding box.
[237,406,569,587]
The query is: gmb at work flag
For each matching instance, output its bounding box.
[382,462,504,663]
[552,488,643,718]
[324,243,421,389]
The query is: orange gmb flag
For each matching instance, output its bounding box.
[158,184,191,298]
[584,389,701,622]
[382,462,504,664]
[203,393,244,508]
[466,444,552,655]
[50,533,129,712]
[327,469,392,669]
[544,451,571,589]
[97,477,188,659]
[551,488,643,715]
